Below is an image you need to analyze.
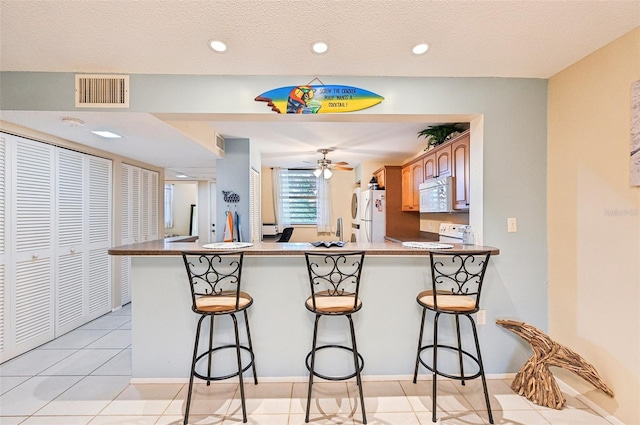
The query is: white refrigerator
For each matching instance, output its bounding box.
[360,189,386,243]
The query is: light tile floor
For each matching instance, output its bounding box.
[0,304,617,425]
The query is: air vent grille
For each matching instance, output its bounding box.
[75,74,129,108]
[215,133,225,152]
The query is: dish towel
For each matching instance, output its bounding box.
[223,211,234,242]
[235,211,242,242]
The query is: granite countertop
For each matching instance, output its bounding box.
[108,239,499,256]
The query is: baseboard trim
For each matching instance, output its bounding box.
[555,377,624,425]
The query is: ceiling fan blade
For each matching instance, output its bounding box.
[332,166,354,171]
[334,161,350,166]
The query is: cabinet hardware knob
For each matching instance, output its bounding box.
[32,253,39,259]
[70,248,76,254]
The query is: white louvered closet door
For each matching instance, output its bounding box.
[87,156,112,318]
[120,164,132,304]
[141,169,159,241]
[250,168,261,243]
[0,135,7,357]
[11,137,55,356]
[131,166,141,243]
[55,149,85,334]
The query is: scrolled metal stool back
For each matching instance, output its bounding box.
[182,251,244,312]
[429,251,491,312]
[305,251,365,313]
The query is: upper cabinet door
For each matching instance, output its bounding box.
[436,145,452,178]
[452,134,470,210]
[423,146,452,180]
[423,154,436,180]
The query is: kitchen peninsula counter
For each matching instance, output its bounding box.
[108,239,498,256]
[110,239,499,381]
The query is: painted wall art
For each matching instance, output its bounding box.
[255,84,383,114]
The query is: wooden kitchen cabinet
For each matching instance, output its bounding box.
[401,129,471,213]
[451,133,470,210]
[372,167,386,189]
[423,144,452,180]
[401,159,423,211]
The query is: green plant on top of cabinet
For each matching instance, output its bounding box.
[417,124,465,151]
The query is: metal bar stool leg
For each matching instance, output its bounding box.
[184,315,206,425]
[468,315,494,424]
[347,314,367,424]
[413,307,427,383]
[243,309,258,385]
[305,314,321,423]
[231,313,248,423]
[455,314,466,386]
[432,312,441,423]
[207,315,214,386]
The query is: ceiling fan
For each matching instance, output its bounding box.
[307,148,353,179]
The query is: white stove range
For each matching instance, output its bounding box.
[438,223,464,243]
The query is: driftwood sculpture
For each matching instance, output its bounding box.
[496,319,614,409]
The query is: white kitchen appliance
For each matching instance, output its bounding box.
[419,176,454,213]
[438,223,464,243]
[351,187,361,242]
[361,189,386,242]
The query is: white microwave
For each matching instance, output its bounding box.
[419,177,454,213]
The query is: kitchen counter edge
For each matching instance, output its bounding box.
[108,240,499,256]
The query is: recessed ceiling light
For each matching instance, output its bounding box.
[91,130,122,139]
[412,43,430,55]
[311,41,329,54]
[208,39,227,53]
[175,173,188,178]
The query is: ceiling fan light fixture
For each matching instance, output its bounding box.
[323,168,332,179]
[313,168,322,177]
[412,42,430,55]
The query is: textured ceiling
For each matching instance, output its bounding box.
[2,0,638,78]
[1,0,638,179]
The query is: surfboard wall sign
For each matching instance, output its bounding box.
[255,85,384,114]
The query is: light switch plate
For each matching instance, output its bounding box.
[507,217,517,233]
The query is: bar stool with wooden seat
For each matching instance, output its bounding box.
[304,251,367,424]
[413,250,494,424]
[181,251,258,424]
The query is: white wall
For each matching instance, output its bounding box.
[164,181,196,236]
[548,27,640,424]
[0,72,549,376]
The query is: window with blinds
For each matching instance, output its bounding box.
[280,169,317,225]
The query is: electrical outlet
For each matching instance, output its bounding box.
[507,217,517,233]
[477,309,486,325]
